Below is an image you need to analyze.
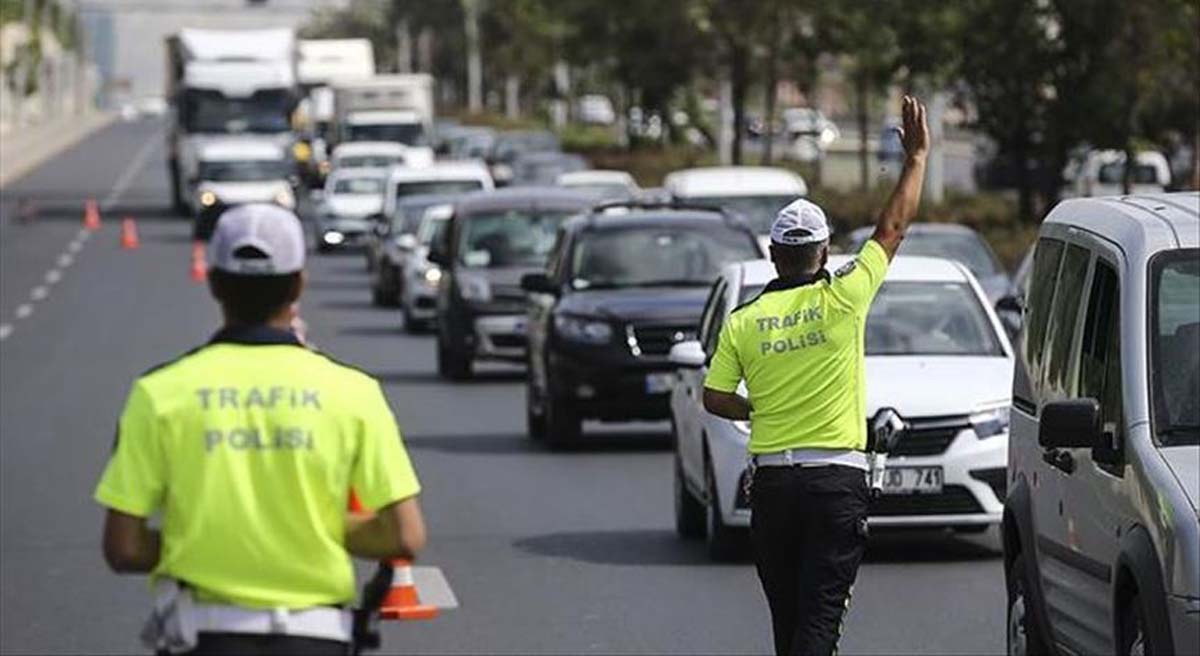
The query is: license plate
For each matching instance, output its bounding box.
[645,372,675,394]
[881,466,943,495]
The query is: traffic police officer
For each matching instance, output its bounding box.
[94,204,427,655]
[703,96,929,656]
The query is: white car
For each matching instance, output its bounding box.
[381,161,494,219]
[399,205,453,331]
[1062,149,1172,198]
[315,167,387,251]
[329,141,433,172]
[664,166,807,248]
[191,138,295,239]
[670,255,1015,559]
[556,169,639,201]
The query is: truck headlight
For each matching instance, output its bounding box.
[554,315,612,344]
[971,406,1010,439]
[199,191,218,207]
[273,190,295,209]
[457,272,492,302]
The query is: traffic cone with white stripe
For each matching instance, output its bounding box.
[190,241,207,282]
[83,199,101,230]
[379,560,438,621]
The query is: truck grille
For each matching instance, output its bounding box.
[870,485,983,516]
[627,324,696,357]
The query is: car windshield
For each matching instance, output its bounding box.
[332,177,383,195]
[690,194,799,234]
[459,210,575,268]
[1098,162,1160,185]
[571,225,761,289]
[391,199,446,234]
[417,215,448,246]
[1151,249,1200,445]
[882,231,1002,278]
[865,281,1004,356]
[337,155,401,169]
[395,180,483,204]
[198,160,287,182]
[346,123,427,146]
[739,283,766,304]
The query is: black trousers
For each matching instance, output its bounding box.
[750,464,870,656]
[176,632,350,655]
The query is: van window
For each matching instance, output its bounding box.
[1151,249,1200,445]
[1022,238,1064,391]
[1042,244,1090,399]
[1079,261,1122,445]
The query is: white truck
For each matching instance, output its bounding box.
[332,74,435,153]
[297,39,375,181]
[164,28,300,213]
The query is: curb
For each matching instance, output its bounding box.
[0,112,118,190]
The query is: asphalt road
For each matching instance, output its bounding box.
[0,118,1006,655]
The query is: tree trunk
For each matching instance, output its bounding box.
[462,0,483,113]
[856,73,870,192]
[395,18,412,73]
[1014,135,1034,223]
[761,20,782,165]
[504,74,520,120]
[730,45,748,165]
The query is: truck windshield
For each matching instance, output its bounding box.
[1151,249,1200,446]
[184,90,292,133]
[199,160,288,182]
[346,123,427,146]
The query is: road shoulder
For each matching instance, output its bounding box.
[0,113,117,189]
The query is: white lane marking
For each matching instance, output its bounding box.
[412,567,459,609]
[77,227,91,240]
[30,286,48,301]
[101,129,161,210]
[45,269,62,285]
[0,324,12,341]
[15,304,33,319]
[67,240,84,253]
[58,254,73,268]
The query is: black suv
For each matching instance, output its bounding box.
[521,202,764,446]
[427,188,596,379]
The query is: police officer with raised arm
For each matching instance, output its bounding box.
[95,204,426,655]
[703,96,929,656]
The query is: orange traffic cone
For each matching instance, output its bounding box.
[348,489,366,513]
[120,218,140,249]
[379,559,438,621]
[83,199,101,230]
[190,241,207,282]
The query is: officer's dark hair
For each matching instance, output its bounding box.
[208,269,303,325]
[770,240,829,276]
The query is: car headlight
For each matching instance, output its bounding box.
[554,315,613,344]
[971,405,1010,439]
[323,231,344,245]
[422,266,442,286]
[457,272,492,302]
[199,191,217,207]
[273,190,295,209]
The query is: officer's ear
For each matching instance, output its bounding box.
[289,270,306,304]
[820,242,830,269]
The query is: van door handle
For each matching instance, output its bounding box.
[1042,449,1076,474]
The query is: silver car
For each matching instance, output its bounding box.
[1004,192,1199,656]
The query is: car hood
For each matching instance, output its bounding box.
[325,194,382,218]
[557,287,710,324]
[199,181,289,204]
[864,356,1013,418]
[1159,447,1200,513]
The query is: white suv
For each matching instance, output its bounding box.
[670,255,1014,559]
[1004,192,1199,656]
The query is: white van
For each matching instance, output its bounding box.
[1064,149,1172,198]
[380,161,494,220]
[664,166,807,247]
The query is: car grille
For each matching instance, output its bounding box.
[627,324,697,357]
[869,485,983,517]
[873,415,969,457]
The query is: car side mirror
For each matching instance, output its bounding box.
[1038,399,1102,449]
[427,238,450,267]
[668,340,706,368]
[520,272,559,296]
[395,234,418,250]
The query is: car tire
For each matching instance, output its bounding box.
[1007,553,1052,656]
[401,304,426,334]
[525,373,547,442]
[674,454,705,540]
[1119,592,1150,656]
[437,336,472,380]
[705,459,741,561]
[371,283,389,307]
[545,393,581,448]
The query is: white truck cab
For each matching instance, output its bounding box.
[664,166,808,248]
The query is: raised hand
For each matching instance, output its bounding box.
[897,95,929,159]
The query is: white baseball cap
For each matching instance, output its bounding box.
[769,198,832,246]
[208,204,305,275]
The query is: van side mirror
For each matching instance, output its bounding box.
[520,273,558,296]
[668,340,706,368]
[1038,399,1102,449]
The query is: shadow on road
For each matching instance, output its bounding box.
[338,324,405,338]
[306,279,374,292]
[318,298,376,311]
[317,262,370,277]
[372,369,524,385]
[513,529,738,567]
[861,529,1002,563]
[403,429,670,455]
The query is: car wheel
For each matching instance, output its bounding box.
[1007,553,1051,656]
[525,372,547,442]
[437,336,472,380]
[371,281,389,307]
[705,459,740,561]
[545,393,581,448]
[401,304,424,333]
[674,453,705,540]
[1120,593,1148,656]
